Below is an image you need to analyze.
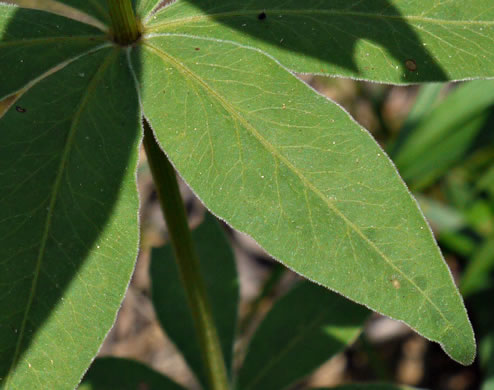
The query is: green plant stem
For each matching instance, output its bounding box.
[106,0,140,45]
[142,120,230,390]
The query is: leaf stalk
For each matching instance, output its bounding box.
[142,120,230,390]
[106,0,140,45]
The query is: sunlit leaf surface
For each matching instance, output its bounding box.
[132,33,475,365]
[0,1,486,387]
[146,0,494,83]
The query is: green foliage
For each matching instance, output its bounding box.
[392,80,494,189]
[150,214,239,387]
[480,332,494,390]
[236,282,369,390]
[79,357,187,390]
[145,0,494,83]
[1,0,493,388]
[133,13,474,366]
[398,79,494,390]
[0,27,141,388]
[461,237,494,297]
[82,216,370,390]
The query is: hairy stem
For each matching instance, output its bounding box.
[106,0,140,45]
[142,120,230,390]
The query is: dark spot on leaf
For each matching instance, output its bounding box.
[258,12,267,20]
[195,47,200,51]
[405,59,417,72]
[15,105,26,113]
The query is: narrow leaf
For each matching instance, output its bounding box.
[80,357,187,390]
[461,237,494,297]
[151,213,239,387]
[387,83,443,156]
[415,195,466,233]
[393,80,494,189]
[145,0,494,83]
[0,46,141,389]
[132,34,475,365]
[237,282,369,390]
[477,165,494,198]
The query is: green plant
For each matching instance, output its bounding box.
[1,0,493,389]
[81,213,370,390]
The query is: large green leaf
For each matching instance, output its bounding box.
[131,34,475,365]
[145,0,494,83]
[151,213,239,388]
[237,282,369,390]
[79,357,187,390]
[0,7,141,387]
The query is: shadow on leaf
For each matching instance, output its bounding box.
[155,0,449,82]
[0,6,142,387]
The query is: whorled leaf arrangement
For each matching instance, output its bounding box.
[1,0,493,388]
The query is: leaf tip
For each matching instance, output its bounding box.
[441,320,477,366]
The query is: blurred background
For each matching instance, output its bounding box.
[95,76,494,390]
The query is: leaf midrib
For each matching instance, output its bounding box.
[141,36,462,342]
[4,47,116,386]
[147,8,494,32]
